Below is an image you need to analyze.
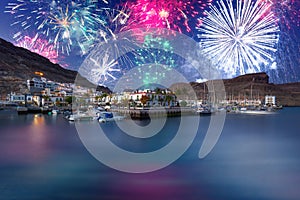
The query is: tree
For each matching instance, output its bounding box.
[154,87,162,94]
[43,95,50,101]
[95,96,101,102]
[55,99,61,107]
[100,93,108,102]
[165,95,173,106]
[140,95,149,108]
[65,96,75,105]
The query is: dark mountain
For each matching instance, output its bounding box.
[0,38,111,99]
[171,73,300,106]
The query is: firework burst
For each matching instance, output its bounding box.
[124,0,213,34]
[5,0,103,55]
[89,53,121,85]
[260,0,300,29]
[80,6,131,51]
[134,35,177,85]
[15,34,59,64]
[197,0,280,77]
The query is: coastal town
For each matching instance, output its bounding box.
[0,71,283,121]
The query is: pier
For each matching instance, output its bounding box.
[111,107,195,119]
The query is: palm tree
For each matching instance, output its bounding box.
[165,95,173,107]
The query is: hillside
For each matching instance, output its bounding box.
[0,38,111,99]
[171,73,300,106]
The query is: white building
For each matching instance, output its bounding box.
[27,77,45,91]
[9,93,33,104]
[126,89,177,107]
[265,95,276,106]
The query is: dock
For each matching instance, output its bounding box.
[111,107,195,119]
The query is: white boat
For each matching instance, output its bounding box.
[238,107,275,115]
[17,106,28,114]
[67,113,94,121]
[195,106,213,116]
[52,109,59,115]
[98,112,125,123]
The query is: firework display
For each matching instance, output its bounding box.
[265,0,300,29]
[5,0,103,55]
[3,0,300,83]
[197,0,279,77]
[16,34,59,64]
[268,0,300,82]
[89,53,120,85]
[124,0,212,34]
[134,35,177,85]
[79,6,131,55]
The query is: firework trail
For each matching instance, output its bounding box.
[261,0,300,83]
[197,0,280,77]
[79,5,131,51]
[89,53,120,85]
[15,34,59,64]
[134,35,177,85]
[258,0,300,29]
[124,0,212,34]
[5,0,104,55]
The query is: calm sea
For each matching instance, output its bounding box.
[0,108,300,200]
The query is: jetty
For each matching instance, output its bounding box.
[111,107,195,119]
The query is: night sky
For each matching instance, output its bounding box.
[0,0,299,84]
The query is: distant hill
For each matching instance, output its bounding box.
[0,38,111,99]
[171,72,300,106]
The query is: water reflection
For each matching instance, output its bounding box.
[0,108,300,199]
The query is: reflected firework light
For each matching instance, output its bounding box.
[197,0,280,78]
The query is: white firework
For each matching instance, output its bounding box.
[197,0,280,77]
[89,53,120,85]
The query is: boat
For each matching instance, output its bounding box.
[17,106,28,114]
[195,106,213,116]
[98,112,125,123]
[67,113,94,121]
[52,109,59,115]
[238,107,275,115]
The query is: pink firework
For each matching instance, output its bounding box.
[273,0,300,29]
[259,0,300,29]
[16,35,59,64]
[124,0,212,34]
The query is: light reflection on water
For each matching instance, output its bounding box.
[0,108,300,200]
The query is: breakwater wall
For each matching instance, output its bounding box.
[111,108,195,119]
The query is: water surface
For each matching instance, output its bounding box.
[0,108,300,200]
